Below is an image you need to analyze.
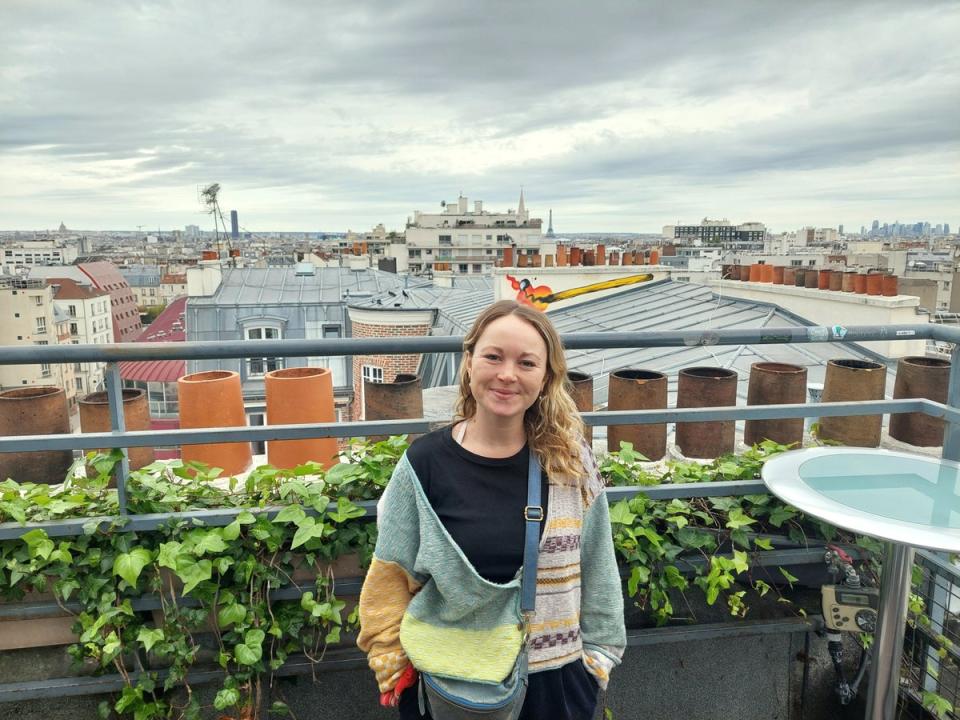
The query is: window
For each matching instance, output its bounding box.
[35,317,46,334]
[41,363,51,377]
[306,323,346,385]
[32,296,42,306]
[246,326,283,376]
[68,304,77,317]
[362,365,384,384]
[459,264,468,273]
[74,362,83,372]
[808,260,816,266]
[790,260,802,266]
[75,377,83,391]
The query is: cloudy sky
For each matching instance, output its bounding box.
[1,0,958,233]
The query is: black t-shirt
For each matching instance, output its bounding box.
[405,426,549,584]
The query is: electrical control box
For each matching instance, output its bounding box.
[821,584,880,632]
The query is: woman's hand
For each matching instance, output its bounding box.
[379,664,419,707]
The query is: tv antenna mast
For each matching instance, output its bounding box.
[199,183,235,266]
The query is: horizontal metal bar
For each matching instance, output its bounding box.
[0,578,366,620]
[607,479,768,501]
[0,647,368,703]
[0,418,439,453]
[0,400,931,454]
[0,499,376,540]
[0,481,768,539]
[626,617,817,646]
[0,324,941,365]
[916,549,960,580]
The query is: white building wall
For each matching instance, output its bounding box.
[711,279,927,358]
[56,295,113,395]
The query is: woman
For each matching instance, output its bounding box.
[357,300,626,720]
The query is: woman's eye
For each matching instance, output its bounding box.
[484,354,499,361]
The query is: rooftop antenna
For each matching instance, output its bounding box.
[199,183,235,266]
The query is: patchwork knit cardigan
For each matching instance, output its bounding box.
[356,445,626,693]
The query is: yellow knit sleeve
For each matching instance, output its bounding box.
[357,556,422,692]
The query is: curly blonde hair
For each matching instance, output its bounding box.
[454,300,586,484]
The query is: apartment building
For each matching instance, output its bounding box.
[50,277,113,397]
[0,240,78,272]
[663,219,766,251]
[0,276,79,424]
[29,261,142,341]
[405,192,543,275]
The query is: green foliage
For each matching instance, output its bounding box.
[1,436,954,718]
[0,440,392,719]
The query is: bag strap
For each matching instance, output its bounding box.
[520,451,543,614]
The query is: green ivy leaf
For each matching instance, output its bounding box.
[218,603,247,628]
[156,541,184,570]
[768,506,797,528]
[779,566,799,587]
[20,529,55,560]
[214,687,240,711]
[608,501,637,526]
[328,496,365,523]
[137,627,165,653]
[725,508,757,530]
[113,548,152,586]
[627,565,649,596]
[291,517,327,549]
[274,505,307,525]
[234,628,266,666]
[754,537,773,550]
[176,558,213,594]
[221,519,241,541]
[187,529,227,556]
[236,510,257,525]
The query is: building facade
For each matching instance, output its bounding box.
[405,193,543,275]
[0,241,78,273]
[29,262,142,342]
[50,277,113,397]
[664,219,766,251]
[0,276,80,426]
[185,264,409,423]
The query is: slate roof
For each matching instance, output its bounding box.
[188,266,408,305]
[119,297,188,384]
[408,278,895,411]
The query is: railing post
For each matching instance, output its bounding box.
[104,363,130,515]
[940,344,960,461]
[922,344,960,697]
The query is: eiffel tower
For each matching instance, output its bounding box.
[546,209,555,238]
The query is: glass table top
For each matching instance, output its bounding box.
[761,447,960,551]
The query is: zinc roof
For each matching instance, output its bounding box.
[189,266,407,306]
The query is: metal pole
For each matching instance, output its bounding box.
[940,344,960,461]
[865,542,915,719]
[104,363,129,515]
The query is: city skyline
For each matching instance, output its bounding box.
[1,1,958,233]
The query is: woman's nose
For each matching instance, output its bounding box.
[497,362,518,381]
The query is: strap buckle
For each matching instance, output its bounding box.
[524,505,544,522]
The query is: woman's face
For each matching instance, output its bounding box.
[467,313,548,424]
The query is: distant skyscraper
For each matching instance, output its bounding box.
[838,224,844,235]
[872,220,880,232]
[230,210,239,239]
[946,223,951,235]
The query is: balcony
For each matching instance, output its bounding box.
[0,326,957,720]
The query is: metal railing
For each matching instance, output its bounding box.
[0,322,958,714]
